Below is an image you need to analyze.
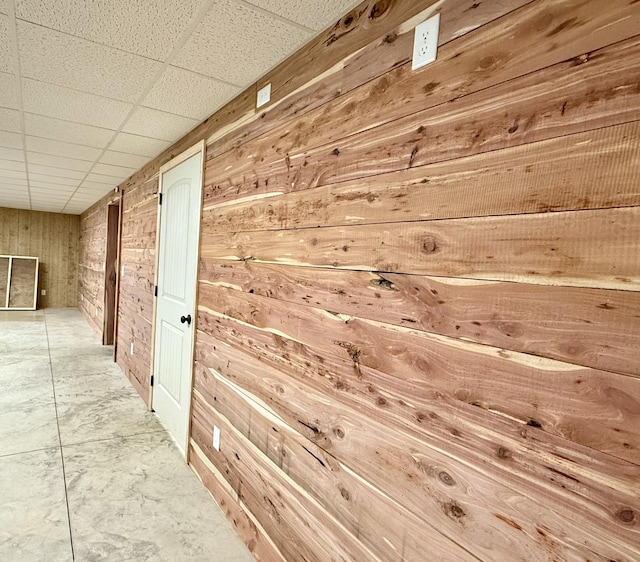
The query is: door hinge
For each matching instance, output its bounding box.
[154,285,158,297]
[150,375,154,387]
[158,192,163,205]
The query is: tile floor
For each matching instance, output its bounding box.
[0,308,254,562]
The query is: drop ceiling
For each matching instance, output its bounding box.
[0,0,360,215]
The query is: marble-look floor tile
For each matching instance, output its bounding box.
[0,361,59,456]
[0,448,72,561]
[64,432,253,562]
[56,382,163,447]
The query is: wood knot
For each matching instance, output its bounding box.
[617,508,636,524]
[422,236,438,254]
[332,147,340,156]
[339,486,351,501]
[496,447,510,459]
[508,124,519,134]
[383,32,397,44]
[479,55,495,69]
[438,471,456,486]
[376,397,388,406]
[369,0,391,20]
[333,427,345,439]
[445,501,466,520]
[526,418,542,428]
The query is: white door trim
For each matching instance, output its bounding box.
[150,139,205,458]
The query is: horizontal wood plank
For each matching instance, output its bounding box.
[198,259,640,377]
[200,206,640,291]
[203,121,640,230]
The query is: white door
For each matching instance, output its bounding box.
[152,143,203,456]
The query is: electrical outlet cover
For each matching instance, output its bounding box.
[257,83,271,108]
[412,13,440,71]
[213,426,221,451]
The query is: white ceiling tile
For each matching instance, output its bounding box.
[79,180,117,191]
[0,71,18,108]
[0,15,11,73]
[122,106,198,141]
[108,132,170,158]
[15,0,203,61]
[22,78,132,129]
[0,200,31,211]
[27,173,80,187]
[0,158,25,172]
[0,130,22,149]
[26,136,103,161]
[26,152,92,172]
[0,183,29,198]
[18,21,163,103]
[0,180,27,189]
[92,162,135,179]
[29,180,77,190]
[99,150,148,170]
[0,169,26,180]
[24,113,113,148]
[28,163,86,180]
[32,203,65,212]
[0,107,21,133]
[85,173,121,186]
[30,191,70,199]
[143,66,240,120]
[0,147,23,161]
[29,183,76,193]
[244,0,359,31]
[174,0,311,85]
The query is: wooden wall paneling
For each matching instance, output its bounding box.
[203,121,640,231]
[113,177,158,405]
[194,329,640,561]
[189,442,287,562]
[197,284,640,463]
[191,390,461,562]
[206,0,534,160]
[193,363,483,561]
[0,207,79,308]
[198,259,640,377]
[204,33,640,205]
[201,207,640,291]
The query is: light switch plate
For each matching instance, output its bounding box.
[412,13,440,71]
[257,83,271,108]
[213,426,221,451]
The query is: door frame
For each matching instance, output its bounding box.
[149,139,205,458]
[103,201,121,346]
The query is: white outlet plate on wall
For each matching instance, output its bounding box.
[412,13,440,71]
[257,83,271,108]
[213,426,221,451]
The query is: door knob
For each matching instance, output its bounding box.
[180,314,192,326]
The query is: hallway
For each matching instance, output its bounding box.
[0,308,254,562]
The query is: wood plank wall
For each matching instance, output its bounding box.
[78,192,119,335]
[0,207,79,308]
[77,0,640,559]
